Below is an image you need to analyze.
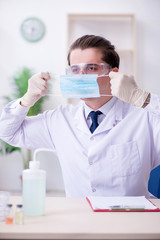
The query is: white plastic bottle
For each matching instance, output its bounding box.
[22,160,46,216]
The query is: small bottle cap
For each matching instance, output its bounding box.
[16,204,23,208]
[29,161,40,170]
[7,204,13,208]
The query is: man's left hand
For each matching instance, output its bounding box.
[109,71,149,107]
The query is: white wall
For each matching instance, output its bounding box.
[0,0,160,113]
[0,0,160,193]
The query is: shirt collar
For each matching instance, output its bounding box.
[84,97,117,119]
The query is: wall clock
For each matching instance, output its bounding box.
[20,17,45,42]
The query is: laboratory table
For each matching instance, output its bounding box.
[0,196,160,240]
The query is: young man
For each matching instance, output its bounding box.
[0,35,159,198]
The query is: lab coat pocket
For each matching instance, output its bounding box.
[109,141,141,177]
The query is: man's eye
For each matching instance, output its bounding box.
[90,67,97,70]
[71,67,79,73]
[88,65,98,71]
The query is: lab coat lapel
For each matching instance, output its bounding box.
[93,99,123,135]
[74,103,91,135]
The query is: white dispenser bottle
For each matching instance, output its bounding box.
[22,160,46,216]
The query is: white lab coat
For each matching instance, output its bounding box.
[0,94,160,197]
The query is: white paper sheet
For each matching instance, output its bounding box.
[87,196,157,210]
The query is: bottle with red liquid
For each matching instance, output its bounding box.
[5,204,13,224]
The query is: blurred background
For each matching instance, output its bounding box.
[0,0,160,196]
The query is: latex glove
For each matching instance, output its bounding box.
[109,71,149,107]
[21,72,51,107]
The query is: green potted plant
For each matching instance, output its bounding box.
[0,67,47,168]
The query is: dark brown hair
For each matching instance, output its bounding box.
[67,35,120,68]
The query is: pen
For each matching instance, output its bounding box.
[109,205,145,211]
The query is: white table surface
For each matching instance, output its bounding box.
[0,196,160,240]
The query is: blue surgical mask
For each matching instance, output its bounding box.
[60,74,100,98]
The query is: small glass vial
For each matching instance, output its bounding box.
[5,204,13,224]
[15,204,24,224]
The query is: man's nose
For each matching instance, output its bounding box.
[79,68,85,74]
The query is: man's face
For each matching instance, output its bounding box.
[69,48,112,99]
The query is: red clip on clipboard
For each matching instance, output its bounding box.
[86,196,160,212]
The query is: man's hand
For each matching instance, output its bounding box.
[20,72,51,107]
[109,72,149,107]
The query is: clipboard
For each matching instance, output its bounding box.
[86,196,160,212]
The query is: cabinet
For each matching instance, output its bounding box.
[67,14,136,75]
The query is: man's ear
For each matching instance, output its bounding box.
[111,67,119,72]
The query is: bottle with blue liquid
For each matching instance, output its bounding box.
[22,160,46,216]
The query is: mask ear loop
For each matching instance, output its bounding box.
[98,74,109,77]
[46,73,63,97]
[97,74,112,96]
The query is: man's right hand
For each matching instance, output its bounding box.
[20,72,51,107]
